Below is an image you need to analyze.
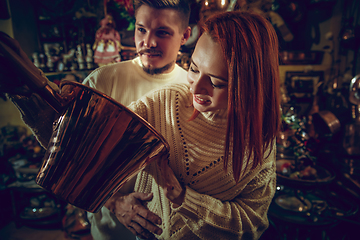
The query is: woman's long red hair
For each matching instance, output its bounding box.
[201,11,280,182]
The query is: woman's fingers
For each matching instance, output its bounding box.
[157,160,185,205]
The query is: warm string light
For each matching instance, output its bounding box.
[203,0,228,10]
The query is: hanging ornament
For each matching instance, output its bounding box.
[92,14,122,67]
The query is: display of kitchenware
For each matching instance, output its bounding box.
[342,74,360,156]
[349,74,360,105]
[279,51,324,65]
[312,110,341,135]
[276,158,336,189]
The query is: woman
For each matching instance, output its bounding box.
[106,10,280,240]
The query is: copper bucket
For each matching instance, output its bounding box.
[0,33,169,213]
[37,81,169,212]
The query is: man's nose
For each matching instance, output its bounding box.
[144,33,156,48]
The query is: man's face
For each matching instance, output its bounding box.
[135,5,189,74]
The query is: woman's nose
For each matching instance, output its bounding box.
[191,75,208,95]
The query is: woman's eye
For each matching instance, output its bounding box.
[189,66,199,73]
[211,82,226,89]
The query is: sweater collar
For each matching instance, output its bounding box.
[200,108,228,124]
[133,57,179,82]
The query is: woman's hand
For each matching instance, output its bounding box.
[104,191,163,239]
[158,154,185,207]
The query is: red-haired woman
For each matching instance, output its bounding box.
[106,11,281,240]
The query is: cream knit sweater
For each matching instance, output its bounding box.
[83,57,188,107]
[128,83,277,240]
[81,57,189,240]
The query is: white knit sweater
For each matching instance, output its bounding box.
[81,57,189,240]
[82,57,188,107]
[128,83,277,240]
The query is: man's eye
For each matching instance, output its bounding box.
[137,27,146,33]
[157,31,170,36]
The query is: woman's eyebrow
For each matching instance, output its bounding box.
[190,58,227,82]
[214,76,228,82]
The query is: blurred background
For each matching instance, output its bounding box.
[0,0,359,239]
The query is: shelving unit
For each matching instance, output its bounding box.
[29,1,99,74]
[8,182,66,228]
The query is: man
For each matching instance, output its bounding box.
[84,1,191,239]
[0,1,191,239]
[83,0,191,107]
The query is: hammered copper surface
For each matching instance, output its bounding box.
[36,81,169,213]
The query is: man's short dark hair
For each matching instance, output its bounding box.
[133,0,190,30]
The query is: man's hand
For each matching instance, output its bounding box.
[105,192,163,239]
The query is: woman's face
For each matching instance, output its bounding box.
[187,33,228,112]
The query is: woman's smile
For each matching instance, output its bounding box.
[194,95,210,105]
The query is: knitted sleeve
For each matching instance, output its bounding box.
[127,98,149,122]
[172,160,276,240]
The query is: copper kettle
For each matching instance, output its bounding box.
[0,33,169,213]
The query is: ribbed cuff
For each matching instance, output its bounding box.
[171,186,202,218]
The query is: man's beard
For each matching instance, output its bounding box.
[142,61,174,75]
[138,49,175,75]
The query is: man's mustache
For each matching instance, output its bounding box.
[137,49,162,56]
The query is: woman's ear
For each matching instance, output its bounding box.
[181,26,192,45]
